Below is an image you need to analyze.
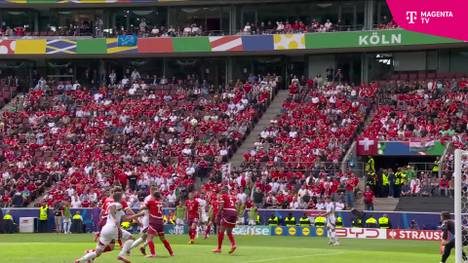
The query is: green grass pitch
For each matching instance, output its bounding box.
[0,233,450,263]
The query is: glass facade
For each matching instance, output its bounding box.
[166,58,226,86]
[237,0,366,32]
[0,9,36,30]
[0,1,369,36]
[168,6,230,35]
[111,8,167,34]
[373,0,393,26]
[0,1,465,88]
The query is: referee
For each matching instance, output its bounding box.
[440,211,468,263]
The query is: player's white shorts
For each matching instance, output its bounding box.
[98,224,132,249]
[201,213,209,224]
[175,218,184,225]
[248,219,256,226]
[140,217,149,234]
[326,217,336,229]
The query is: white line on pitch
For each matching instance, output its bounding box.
[240,251,344,263]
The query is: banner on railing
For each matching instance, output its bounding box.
[336,228,387,239]
[233,226,271,236]
[117,35,138,47]
[2,208,444,233]
[386,229,443,241]
[270,226,325,237]
[376,141,446,156]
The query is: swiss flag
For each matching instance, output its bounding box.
[356,136,378,156]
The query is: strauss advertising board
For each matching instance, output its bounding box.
[386,229,443,241]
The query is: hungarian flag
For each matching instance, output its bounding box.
[356,137,378,156]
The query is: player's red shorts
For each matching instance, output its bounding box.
[221,209,237,228]
[188,217,199,226]
[148,218,164,236]
[213,215,220,226]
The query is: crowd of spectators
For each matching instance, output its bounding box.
[208,78,378,210]
[0,15,398,38]
[364,79,467,142]
[375,16,398,30]
[242,78,377,171]
[0,19,208,38]
[0,72,278,208]
[241,18,350,35]
[0,21,94,37]
[364,78,467,200]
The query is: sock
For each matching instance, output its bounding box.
[205,225,211,238]
[148,240,156,256]
[79,251,96,262]
[331,231,337,243]
[217,232,224,249]
[130,237,144,249]
[190,228,195,240]
[103,245,113,253]
[227,232,236,247]
[162,240,173,255]
[119,240,133,257]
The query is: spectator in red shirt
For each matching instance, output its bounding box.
[363,186,375,211]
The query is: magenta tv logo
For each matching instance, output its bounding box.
[386,0,467,41]
[406,11,418,24]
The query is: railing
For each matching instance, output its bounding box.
[439,141,453,177]
[407,162,436,174]
[0,26,407,40]
[235,161,367,176]
[0,207,445,231]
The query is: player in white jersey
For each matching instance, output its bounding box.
[197,197,208,237]
[75,192,135,263]
[129,191,154,256]
[323,196,339,246]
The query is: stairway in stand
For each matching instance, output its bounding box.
[229,89,290,168]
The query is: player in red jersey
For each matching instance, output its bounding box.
[204,193,220,239]
[213,187,238,254]
[185,192,200,244]
[128,191,174,258]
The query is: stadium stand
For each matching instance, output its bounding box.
[0,75,277,207]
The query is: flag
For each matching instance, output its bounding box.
[172,37,210,52]
[356,137,378,156]
[409,140,435,154]
[15,39,46,54]
[76,39,107,54]
[46,39,76,54]
[0,40,15,54]
[138,37,173,53]
[107,38,137,54]
[242,35,274,51]
[117,34,137,47]
[410,140,445,155]
[273,34,305,50]
[209,36,243,52]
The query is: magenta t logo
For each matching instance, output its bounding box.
[387,0,467,41]
[406,11,418,24]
